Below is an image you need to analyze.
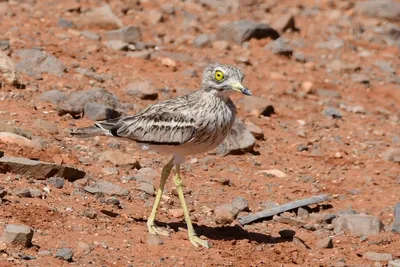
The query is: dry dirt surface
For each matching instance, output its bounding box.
[0,0,400,266]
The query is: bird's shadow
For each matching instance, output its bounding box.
[132,218,291,245]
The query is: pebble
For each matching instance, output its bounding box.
[138,182,155,196]
[102,25,141,43]
[265,37,293,57]
[99,150,140,167]
[47,177,64,189]
[79,4,123,30]
[279,229,296,238]
[168,209,184,218]
[83,209,97,219]
[323,107,342,119]
[193,34,211,48]
[316,237,333,249]
[123,80,159,100]
[15,49,66,77]
[54,248,73,262]
[382,148,400,163]
[272,14,296,33]
[147,234,163,246]
[38,250,52,257]
[355,0,400,21]
[84,180,128,196]
[389,260,400,267]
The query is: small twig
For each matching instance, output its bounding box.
[237,194,330,226]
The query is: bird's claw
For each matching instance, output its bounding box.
[189,235,210,248]
[147,223,170,237]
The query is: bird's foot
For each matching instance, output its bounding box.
[147,222,170,237]
[189,234,210,248]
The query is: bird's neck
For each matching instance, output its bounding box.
[208,89,233,103]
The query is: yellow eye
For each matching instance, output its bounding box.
[214,70,224,81]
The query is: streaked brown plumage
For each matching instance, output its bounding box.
[71,63,251,248]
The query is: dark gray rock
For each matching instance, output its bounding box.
[279,229,296,238]
[355,0,400,21]
[15,188,41,198]
[333,214,383,236]
[84,180,128,196]
[193,34,211,48]
[103,25,142,43]
[15,49,66,77]
[1,224,33,247]
[105,196,120,206]
[36,90,67,105]
[55,248,73,262]
[216,118,255,156]
[58,87,120,118]
[83,102,121,121]
[217,20,279,44]
[76,67,112,82]
[0,156,85,181]
[297,144,308,152]
[265,37,293,57]
[47,177,64,189]
[123,81,158,100]
[323,107,342,119]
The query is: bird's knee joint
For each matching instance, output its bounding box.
[173,175,184,188]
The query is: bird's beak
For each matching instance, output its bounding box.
[229,82,252,96]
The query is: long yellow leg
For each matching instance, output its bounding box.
[173,164,210,248]
[147,157,174,236]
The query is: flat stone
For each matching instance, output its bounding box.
[355,0,400,21]
[240,96,275,117]
[38,250,52,257]
[79,4,123,30]
[126,50,151,60]
[99,150,140,167]
[216,118,255,156]
[316,237,333,249]
[123,80,158,100]
[232,197,249,213]
[362,252,393,262]
[1,224,33,247]
[333,214,383,236]
[54,248,73,262]
[0,156,85,181]
[257,169,288,178]
[58,87,120,118]
[84,180,128,196]
[83,102,121,121]
[274,216,307,227]
[81,31,100,41]
[315,38,344,50]
[265,37,293,57]
[0,132,41,149]
[351,73,370,84]
[217,20,279,44]
[15,49,66,77]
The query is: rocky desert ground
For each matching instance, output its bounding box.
[0,0,400,266]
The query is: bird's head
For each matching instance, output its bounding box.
[201,63,252,97]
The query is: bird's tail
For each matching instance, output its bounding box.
[70,118,121,138]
